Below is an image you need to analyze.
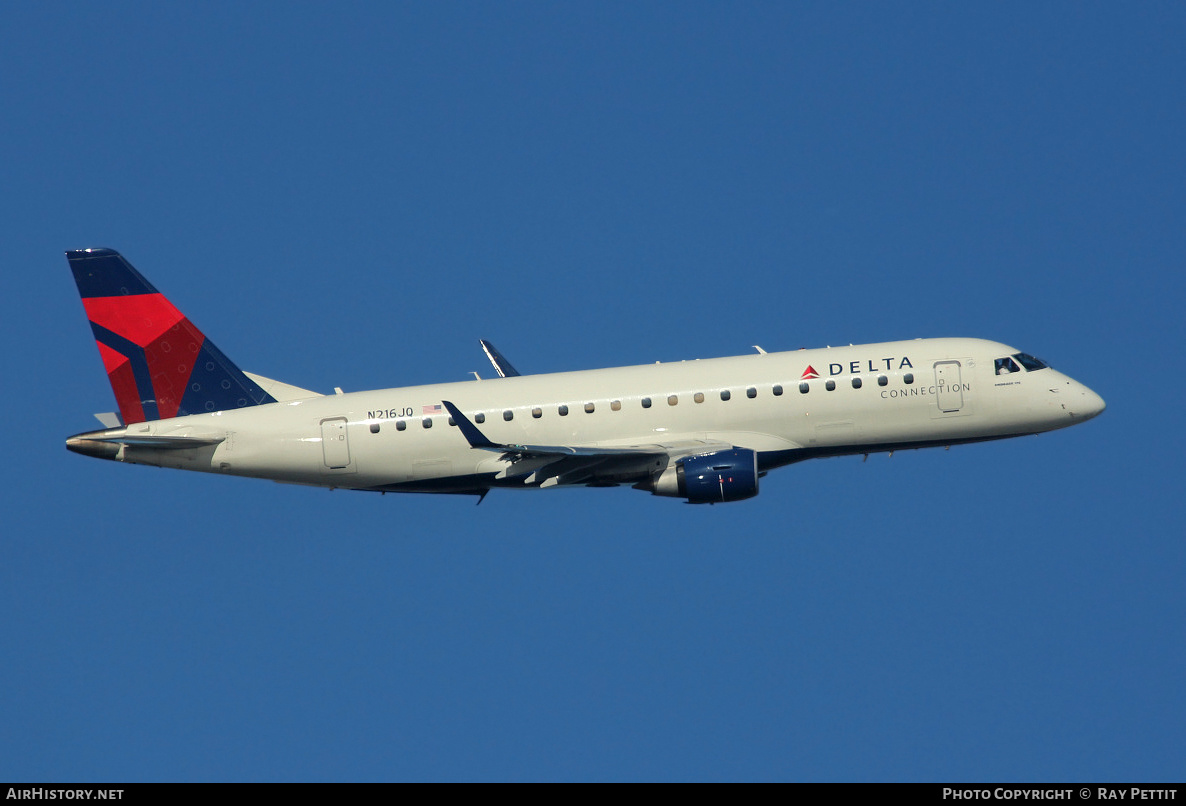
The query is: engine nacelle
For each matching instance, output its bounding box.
[649,448,759,504]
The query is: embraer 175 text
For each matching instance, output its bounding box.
[65,249,1105,504]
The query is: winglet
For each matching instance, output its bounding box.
[479,340,521,378]
[441,400,498,449]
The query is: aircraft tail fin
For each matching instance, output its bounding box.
[66,248,277,423]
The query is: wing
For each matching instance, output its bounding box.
[479,340,522,378]
[441,400,730,488]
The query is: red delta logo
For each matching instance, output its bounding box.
[801,357,915,382]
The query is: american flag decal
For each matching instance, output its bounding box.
[422,404,443,415]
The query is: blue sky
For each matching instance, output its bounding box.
[2,2,1183,781]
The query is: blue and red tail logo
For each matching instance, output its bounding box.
[67,248,276,424]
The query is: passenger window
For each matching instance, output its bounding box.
[422,417,433,428]
[503,410,514,421]
[694,392,704,404]
[904,373,914,385]
[475,413,485,424]
[720,390,731,401]
[852,378,862,389]
[558,404,569,416]
[642,397,652,408]
[668,395,678,406]
[826,380,836,391]
[773,385,783,396]
[611,400,622,411]
[532,407,542,419]
[370,423,380,434]
[799,382,809,394]
[585,402,595,413]
[448,417,456,426]
[746,387,757,398]
[878,375,888,386]
[396,420,407,431]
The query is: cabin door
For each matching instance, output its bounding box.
[321,418,352,469]
[934,361,963,412]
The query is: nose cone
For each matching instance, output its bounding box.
[1063,378,1105,423]
[1036,375,1105,431]
[1077,386,1106,421]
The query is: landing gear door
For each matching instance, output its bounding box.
[934,361,963,412]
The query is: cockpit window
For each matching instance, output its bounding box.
[995,357,1022,375]
[1012,352,1048,371]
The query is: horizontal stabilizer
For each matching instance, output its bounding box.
[94,434,225,448]
[93,412,123,429]
[66,428,225,460]
[243,372,323,401]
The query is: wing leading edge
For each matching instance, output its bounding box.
[439,400,731,488]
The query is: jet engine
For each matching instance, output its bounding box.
[645,448,759,503]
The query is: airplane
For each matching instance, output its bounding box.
[64,248,1105,504]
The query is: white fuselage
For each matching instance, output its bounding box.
[91,337,1104,497]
